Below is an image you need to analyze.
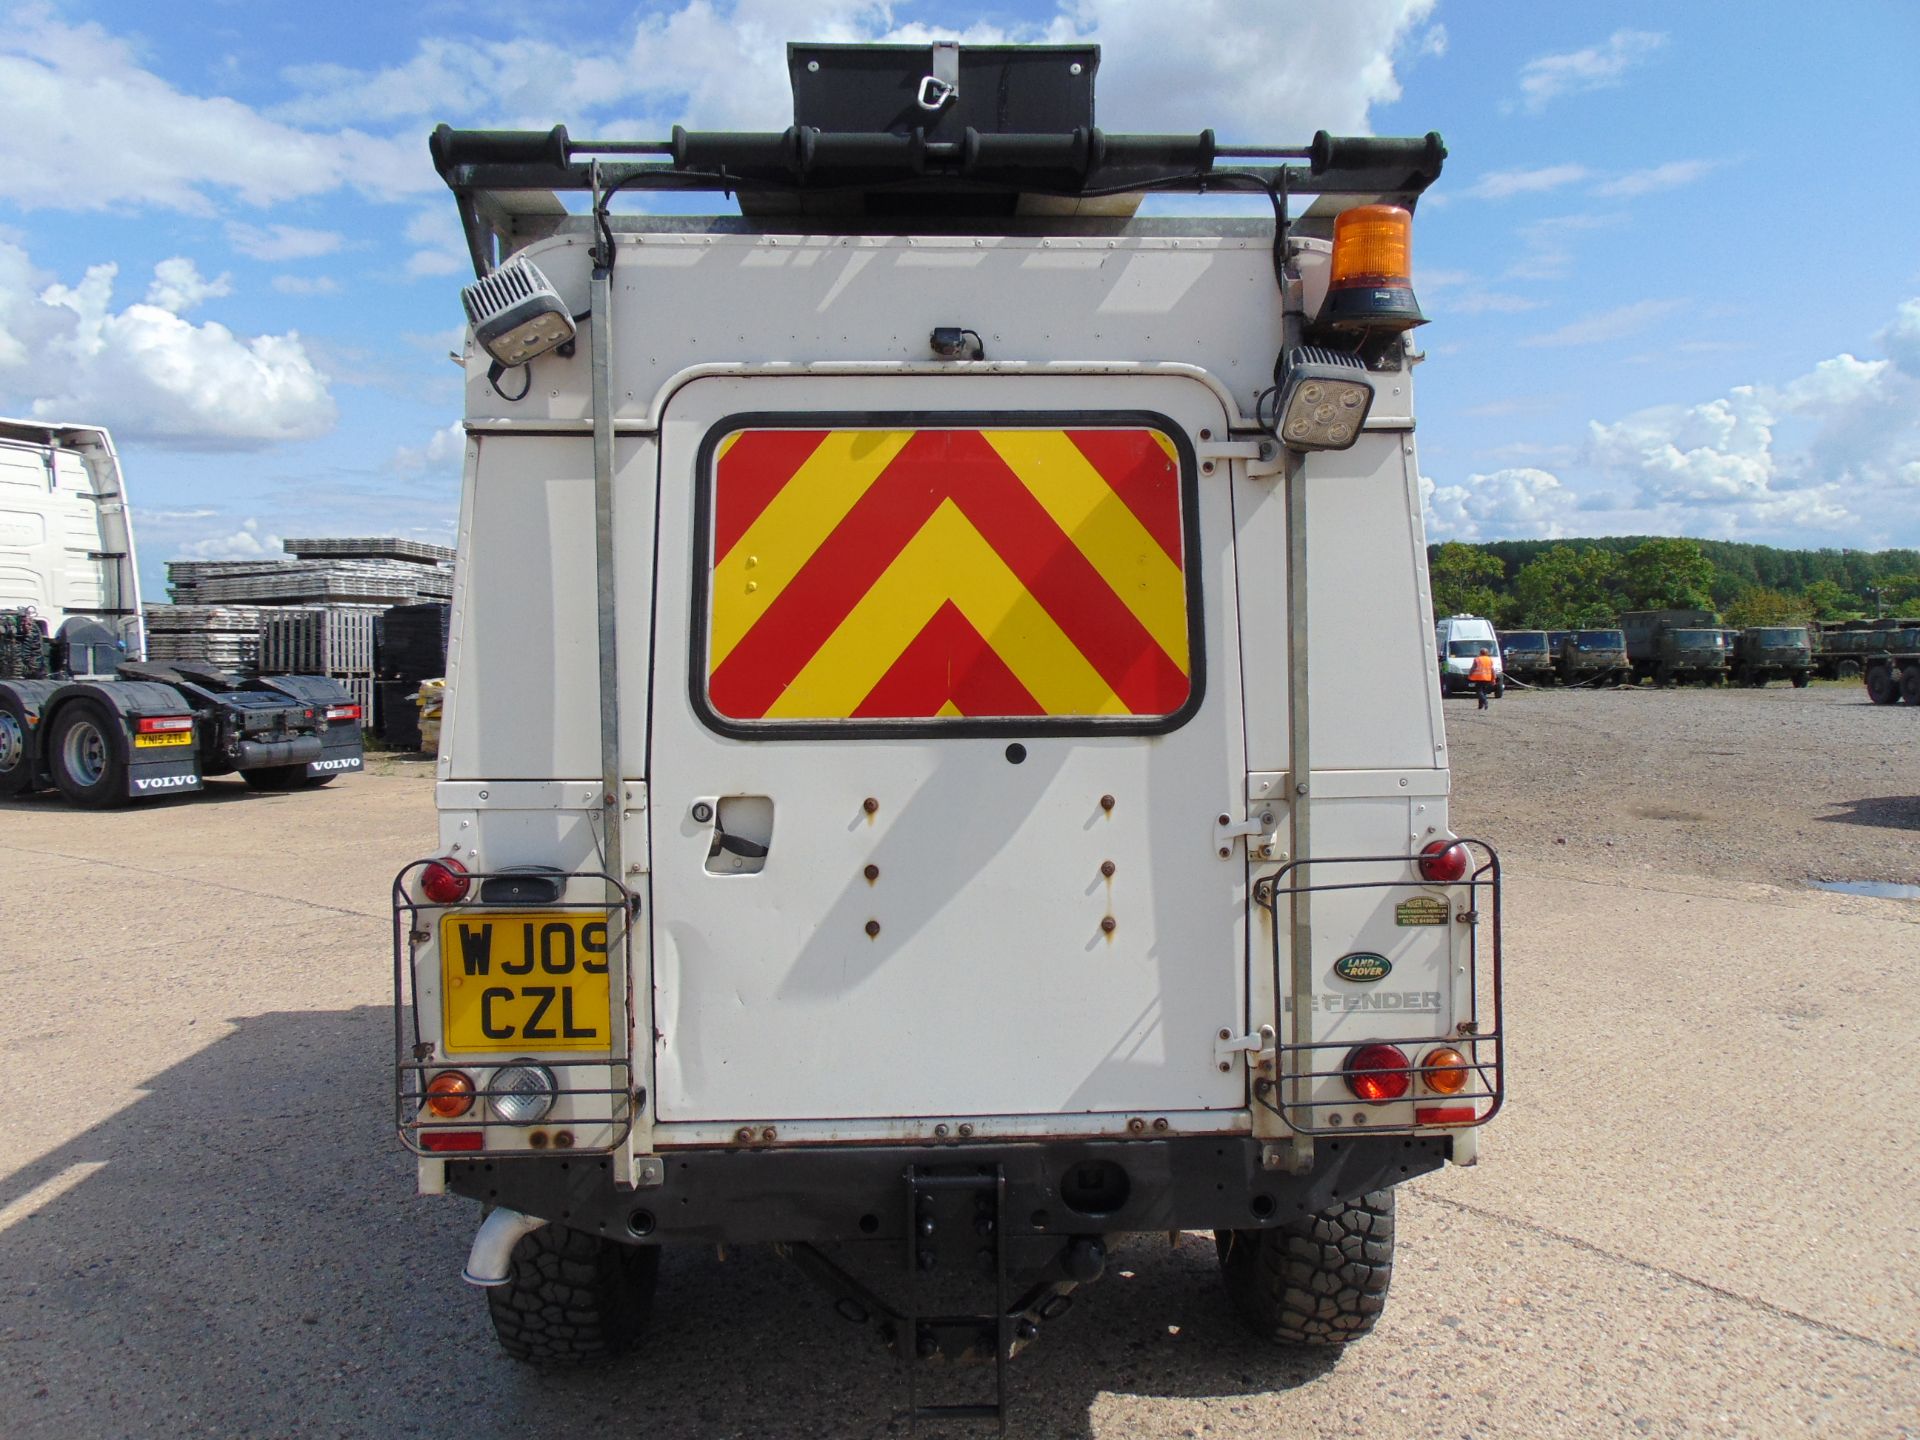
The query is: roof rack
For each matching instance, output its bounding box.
[429,42,1444,277]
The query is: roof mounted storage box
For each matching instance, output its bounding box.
[787,42,1098,136]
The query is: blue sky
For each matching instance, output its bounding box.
[1,1,1917,603]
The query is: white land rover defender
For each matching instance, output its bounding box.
[398,42,1502,1426]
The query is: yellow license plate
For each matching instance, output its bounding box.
[134,731,192,748]
[439,911,613,1054]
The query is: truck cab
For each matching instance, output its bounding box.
[399,42,1501,1426]
[1495,629,1552,685]
[1556,627,1628,686]
[1732,625,1812,688]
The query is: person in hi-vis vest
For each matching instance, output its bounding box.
[1468,647,1497,709]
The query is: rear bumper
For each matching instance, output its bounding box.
[442,1134,1451,1246]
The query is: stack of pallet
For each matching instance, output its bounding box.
[142,604,264,673]
[377,603,451,751]
[259,607,381,720]
[155,539,457,727]
[168,558,452,606]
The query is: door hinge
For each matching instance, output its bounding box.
[1197,436,1285,478]
[1215,1024,1276,1072]
[1214,806,1280,859]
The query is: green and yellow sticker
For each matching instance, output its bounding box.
[1395,896,1449,927]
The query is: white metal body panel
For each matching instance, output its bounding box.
[645,372,1246,1123]
[434,227,1464,1149]
[460,233,1398,438]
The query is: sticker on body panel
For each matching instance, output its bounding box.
[703,424,1193,724]
[1333,952,1392,982]
[129,768,201,796]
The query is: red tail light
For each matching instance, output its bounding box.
[421,856,471,904]
[1343,1043,1412,1104]
[1418,839,1470,884]
[419,1130,484,1152]
[136,715,193,733]
[325,704,362,722]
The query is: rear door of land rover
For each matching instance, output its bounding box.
[647,372,1247,1126]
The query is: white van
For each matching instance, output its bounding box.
[1436,614,1503,696]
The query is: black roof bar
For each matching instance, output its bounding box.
[429,123,1445,277]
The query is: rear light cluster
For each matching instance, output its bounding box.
[1418,839,1471,884]
[420,856,470,904]
[1342,1043,1476,1110]
[419,1063,558,1136]
[325,704,362,722]
[135,715,193,734]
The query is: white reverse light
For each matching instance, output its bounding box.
[487,1062,558,1124]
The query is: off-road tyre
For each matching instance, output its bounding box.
[1791,671,1810,689]
[1215,1189,1395,1346]
[1866,665,1899,705]
[485,1223,659,1365]
[47,698,129,808]
[1901,665,1920,706]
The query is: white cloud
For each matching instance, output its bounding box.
[1423,467,1575,541]
[1504,212,1619,282]
[1428,298,1920,545]
[277,0,1438,140]
[174,516,284,560]
[226,223,345,261]
[404,207,467,279]
[0,239,336,450]
[1878,298,1920,379]
[0,11,429,213]
[1581,310,1920,532]
[1514,30,1667,113]
[1593,159,1717,199]
[271,275,343,296]
[1465,164,1591,200]
[394,422,466,471]
[145,257,231,313]
[1521,298,1685,348]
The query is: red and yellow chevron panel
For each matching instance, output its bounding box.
[704,424,1192,723]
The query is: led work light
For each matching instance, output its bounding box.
[461,255,575,367]
[1273,347,1375,452]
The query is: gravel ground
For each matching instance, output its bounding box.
[1445,680,1920,888]
[2,730,1916,1438]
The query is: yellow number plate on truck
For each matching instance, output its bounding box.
[134,731,192,748]
[439,911,612,1054]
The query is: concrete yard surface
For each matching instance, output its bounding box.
[2,714,1918,1437]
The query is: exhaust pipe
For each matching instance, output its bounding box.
[462,1208,548,1287]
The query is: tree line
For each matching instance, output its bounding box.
[1427,537,1920,631]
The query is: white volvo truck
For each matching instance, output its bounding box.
[0,419,363,806]
[399,42,1502,1428]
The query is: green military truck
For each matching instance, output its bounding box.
[1496,629,1554,685]
[1731,625,1812,688]
[1554,627,1629,686]
[1621,609,1729,686]
[1860,626,1920,705]
[1816,618,1920,683]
